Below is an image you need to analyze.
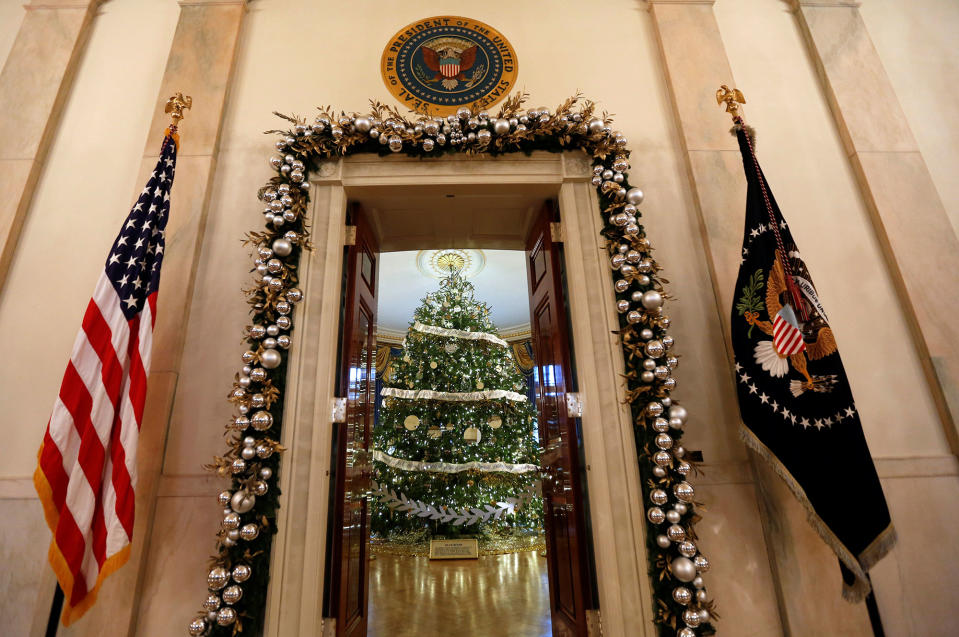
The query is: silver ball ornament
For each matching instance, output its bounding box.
[626,187,645,205]
[626,310,642,324]
[647,507,665,524]
[672,586,692,605]
[656,534,671,548]
[256,443,273,458]
[652,466,667,478]
[353,116,371,133]
[208,566,230,590]
[241,446,256,460]
[655,433,674,450]
[240,523,260,541]
[653,450,671,466]
[650,489,668,505]
[221,585,243,605]
[202,594,221,611]
[230,458,246,474]
[692,576,704,589]
[222,512,241,530]
[388,135,402,152]
[646,340,665,358]
[674,482,695,503]
[671,557,698,583]
[696,589,708,603]
[667,524,686,542]
[642,290,664,309]
[188,617,208,636]
[276,316,291,330]
[232,564,252,583]
[652,416,669,431]
[260,467,273,480]
[641,370,655,383]
[250,367,267,383]
[653,450,671,467]
[272,238,293,257]
[231,490,256,513]
[260,349,282,369]
[679,540,697,558]
[252,480,269,496]
[647,401,664,417]
[216,607,237,626]
[277,334,291,349]
[251,410,273,431]
[666,509,681,524]
[218,490,232,507]
[678,628,696,637]
[694,554,710,572]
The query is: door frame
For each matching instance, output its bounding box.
[262,151,656,637]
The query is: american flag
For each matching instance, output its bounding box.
[33,132,177,625]
[773,303,806,357]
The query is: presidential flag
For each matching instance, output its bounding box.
[730,124,895,601]
[33,131,177,625]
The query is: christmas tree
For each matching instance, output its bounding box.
[371,270,541,539]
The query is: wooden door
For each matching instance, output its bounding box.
[329,203,378,637]
[526,203,594,637]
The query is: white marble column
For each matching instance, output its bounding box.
[52,2,248,635]
[0,0,102,294]
[792,0,959,453]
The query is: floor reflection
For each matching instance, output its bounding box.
[368,550,551,637]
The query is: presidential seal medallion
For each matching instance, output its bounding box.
[381,16,518,115]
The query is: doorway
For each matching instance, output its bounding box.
[328,195,595,637]
[263,153,652,637]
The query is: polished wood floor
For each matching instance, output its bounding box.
[368,551,551,637]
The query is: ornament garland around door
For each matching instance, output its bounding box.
[186,93,717,637]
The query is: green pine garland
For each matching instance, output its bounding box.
[187,92,716,637]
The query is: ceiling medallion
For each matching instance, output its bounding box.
[416,249,486,279]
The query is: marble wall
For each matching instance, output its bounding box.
[0,0,957,635]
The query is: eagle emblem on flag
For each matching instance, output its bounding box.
[741,254,839,396]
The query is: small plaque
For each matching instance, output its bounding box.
[429,538,479,560]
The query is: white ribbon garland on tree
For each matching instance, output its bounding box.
[412,321,509,347]
[381,387,527,402]
[371,479,541,526]
[373,449,539,474]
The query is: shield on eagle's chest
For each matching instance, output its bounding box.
[439,57,460,78]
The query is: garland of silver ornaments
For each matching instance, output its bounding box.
[371,479,539,526]
[187,93,716,636]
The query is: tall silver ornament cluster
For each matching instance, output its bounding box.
[188,95,714,635]
[597,170,714,634]
[187,133,309,637]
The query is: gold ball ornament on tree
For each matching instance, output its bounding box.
[476,380,484,389]
[488,415,502,429]
[188,617,207,636]
[463,426,482,443]
[427,425,442,439]
[429,361,438,369]
[403,415,420,431]
[221,584,243,605]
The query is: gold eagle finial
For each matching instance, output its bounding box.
[716,85,746,118]
[165,93,193,128]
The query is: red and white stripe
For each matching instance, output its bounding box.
[440,62,460,78]
[773,305,806,356]
[35,275,156,624]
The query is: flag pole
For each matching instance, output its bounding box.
[716,84,887,637]
[716,85,810,322]
[41,92,191,633]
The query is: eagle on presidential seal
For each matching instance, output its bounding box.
[420,37,480,89]
[738,250,840,397]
